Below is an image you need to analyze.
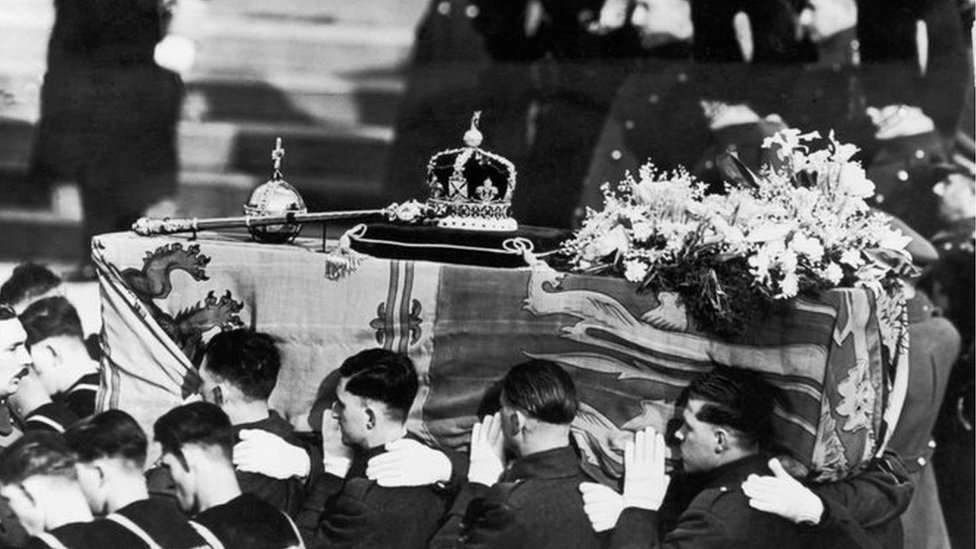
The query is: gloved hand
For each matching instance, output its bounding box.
[153,34,197,75]
[592,0,630,32]
[622,427,670,511]
[321,413,354,478]
[233,429,311,480]
[366,438,452,487]
[579,482,625,532]
[467,413,505,486]
[741,457,824,525]
[800,0,857,42]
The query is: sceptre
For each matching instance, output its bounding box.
[131,137,427,239]
[131,201,426,237]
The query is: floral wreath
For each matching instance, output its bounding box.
[559,129,913,337]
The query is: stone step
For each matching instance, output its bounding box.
[0,118,394,179]
[0,206,83,262]
[0,0,428,26]
[205,0,428,29]
[0,167,49,209]
[175,170,388,218]
[0,11,416,81]
[190,19,415,76]
[177,120,393,180]
[183,74,403,127]
[2,66,405,128]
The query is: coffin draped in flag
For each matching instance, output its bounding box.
[93,231,907,481]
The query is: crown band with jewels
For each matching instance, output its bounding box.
[424,112,518,231]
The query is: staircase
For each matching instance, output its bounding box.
[0,0,432,261]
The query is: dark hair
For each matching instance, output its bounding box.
[19,296,84,348]
[153,402,234,469]
[677,365,786,450]
[0,263,61,308]
[338,349,418,422]
[64,410,147,467]
[0,304,15,322]
[202,330,280,401]
[0,432,77,485]
[500,360,578,425]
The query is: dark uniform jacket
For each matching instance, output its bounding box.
[34,0,183,256]
[233,411,309,516]
[608,454,903,549]
[296,434,462,549]
[430,444,603,549]
[147,410,316,515]
[111,498,211,548]
[885,291,960,549]
[889,292,961,471]
[22,372,100,433]
[23,497,218,548]
[24,518,152,549]
[192,493,302,549]
[807,450,914,548]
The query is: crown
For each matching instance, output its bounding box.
[425,112,518,231]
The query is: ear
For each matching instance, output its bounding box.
[211,386,224,407]
[364,406,376,430]
[34,342,57,363]
[511,409,529,436]
[180,446,204,475]
[94,464,107,488]
[713,428,729,454]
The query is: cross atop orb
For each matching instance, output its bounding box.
[271,137,285,178]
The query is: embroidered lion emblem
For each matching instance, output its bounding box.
[122,243,244,360]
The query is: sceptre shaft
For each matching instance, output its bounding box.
[131,201,425,236]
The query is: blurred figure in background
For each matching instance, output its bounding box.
[856,0,969,134]
[383,0,490,205]
[30,0,184,278]
[468,0,643,229]
[929,99,976,549]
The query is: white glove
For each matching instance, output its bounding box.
[154,34,197,75]
[579,482,625,532]
[366,438,452,487]
[741,458,824,525]
[321,413,354,478]
[233,429,311,480]
[592,0,630,32]
[622,427,670,511]
[467,413,505,486]
[800,0,857,42]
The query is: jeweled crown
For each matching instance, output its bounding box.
[425,112,518,231]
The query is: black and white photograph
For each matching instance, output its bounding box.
[0,0,973,547]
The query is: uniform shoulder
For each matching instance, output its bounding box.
[685,483,745,513]
[484,476,576,508]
